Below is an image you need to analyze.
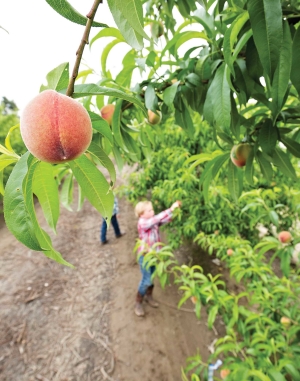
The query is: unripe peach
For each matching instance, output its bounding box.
[20,90,92,164]
[280,316,291,327]
[278,231,292,243]
[230,143,252,167]
[100,104,115,126]
[220,369,230,379]
[148,110,162,125]
[150,21,164,38]
[227,249,234,256]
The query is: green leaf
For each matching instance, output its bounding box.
[246,36,264,82]
[256,151,273,182]
[248,0,283,82]
[258,118,277,155]
[71,84,147,116]
[0,171,4,195]
[112,100,125,149]
[5,124,20,155]
[272,147,297,180]
[228,160,241,202]
[245,147,255,186]
[268,369,287,381]
[280,135,300,158]
[101,39,124,77]
[60,173,73,212]
[207,305,218,328]
[195,55,212,81]
[284,364,300,381]
[163,82,180,107]
[248,370,270,381]
[159,31,209,64]
[192,7,215,38]
[90,27,125,49]
[210,63,231,130]
[88,111,113,145]
[175,101,195,139]
[107,0,147,50]
[26,155,72,267]
[145,51,157,67]
[291,27,300,97]
[69,155,114,222]
[4,152,42,251]
[121,129,140,157]
[87,141,116,185]
[112,146,124,172]
[40,62,69,92]
[45,0,107,27]
[145,85,158,112]
[223,11,249,76]
[269,210,279,227]
[32,162,60,233]
[211,153,230,179]
[271,21,292,119]
[0,154,17,171]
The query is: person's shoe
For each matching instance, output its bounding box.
[101,240,109,245]
[135,292,145,317]
[116,232,126,238]
[144,285,159,308]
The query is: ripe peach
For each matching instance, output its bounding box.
[220,369,230,379]
[280,316,291,327]
[20,90,92,164]
[227,249,234,256]
[191,296,197,304]
[100,104,115,126]
[150,21,164,38]
[148,110,162,125]
[230,143,252,167]
[278,231,292,243]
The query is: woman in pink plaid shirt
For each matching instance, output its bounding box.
[134,200,181,317]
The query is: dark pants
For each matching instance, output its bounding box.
[100,214,121,243]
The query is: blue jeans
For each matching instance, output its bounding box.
[100,214,121,243]
[138,255,155,296]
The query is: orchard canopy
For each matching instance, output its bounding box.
[1,0,300,264]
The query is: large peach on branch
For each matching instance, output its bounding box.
[100,104,115,126]
[230,143,252,167]
[20,90,92,164]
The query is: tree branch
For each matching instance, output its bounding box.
[66,0,102,97]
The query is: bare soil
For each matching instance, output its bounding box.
[0,169,228,381]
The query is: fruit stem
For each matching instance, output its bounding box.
[66,0,102,97]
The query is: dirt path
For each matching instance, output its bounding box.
[0,179,221,381]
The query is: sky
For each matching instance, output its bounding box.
[0,1,201,115]
[0,0,124,114]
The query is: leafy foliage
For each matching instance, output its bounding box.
[2,1,300,378]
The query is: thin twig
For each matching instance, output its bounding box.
[66,0,103,97]
[101,367,116,381]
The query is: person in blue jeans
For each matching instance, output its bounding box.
[101,197,125,244]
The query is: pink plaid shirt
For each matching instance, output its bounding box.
[137,208,173,253]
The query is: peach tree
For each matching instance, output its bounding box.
[1,0,299,265]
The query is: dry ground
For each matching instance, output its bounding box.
[0,171,227,381]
